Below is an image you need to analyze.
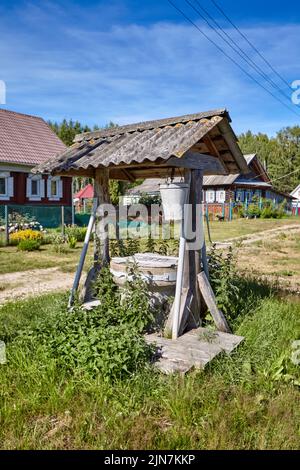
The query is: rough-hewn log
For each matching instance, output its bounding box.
[80,169,110,303]
[94,168,110,266]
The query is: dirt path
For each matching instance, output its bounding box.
[1,223,299,305]
[0,267,74,305]
[214,223,300,248]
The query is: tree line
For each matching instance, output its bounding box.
[239,127,300,193]
[49,119,300,195]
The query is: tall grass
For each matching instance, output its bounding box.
[0,284,299,449]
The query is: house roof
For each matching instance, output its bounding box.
[126,153,276,195]
[291,184,300,197]
[74,184,94,200]
[0,108,66,167]
[34,109,248,179]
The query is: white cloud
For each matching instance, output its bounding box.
[0,1,300,135]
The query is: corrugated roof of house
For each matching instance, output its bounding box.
[0,108,66,166]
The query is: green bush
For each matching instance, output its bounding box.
[208,245,241,324]
[65,225,87,242]
[17,239,41,251]
[139,192,161,207]
[68,236,77,249]
[15,266,154,381]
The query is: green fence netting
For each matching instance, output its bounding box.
[0,205,73,228]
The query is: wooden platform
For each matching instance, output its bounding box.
[145,328,244,374]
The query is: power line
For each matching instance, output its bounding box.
[166,0,300,118]
[189,0,292,103]
[210,0,292,90]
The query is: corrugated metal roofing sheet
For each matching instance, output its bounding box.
[34,110,239,175]
[203,174,239,186]
[0,108,66,166]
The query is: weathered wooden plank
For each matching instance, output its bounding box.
[145,327,244,374]
[166,152,227,174]
[197,272,231,333]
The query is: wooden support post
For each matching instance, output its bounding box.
[71,179,75,225]
[61,206,65,237]
[94,168,110,266]
[4,205,9,246]
[170,170,205,338]
[68,200,98,308]
[186,169,203,330]
[197,271,231,333]
[80,169,110,304]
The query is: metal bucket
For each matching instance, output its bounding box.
[159,182,189,221]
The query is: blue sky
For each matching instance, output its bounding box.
[0,0,300,135]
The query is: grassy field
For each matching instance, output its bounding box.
[205,217,300,243]
[0,217,299,275]
[236,230,300,293]
[0,287,299,449]
[0,242,93,275]
[0,218,300,449]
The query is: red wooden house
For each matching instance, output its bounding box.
[0,109,71,209]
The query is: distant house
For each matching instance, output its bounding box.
[124,154,294,212]
[291,184,300,215]
[74,184,94,212]
[0,108,71,208]
[202,154,293,206]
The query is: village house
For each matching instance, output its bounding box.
[0,109,71,222]
[123,153,294,217]
[291,184,300,215]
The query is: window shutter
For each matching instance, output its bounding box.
[26,178,31,198]
[8,177,14,197]
[58,179,63,198]
[40,179,45,198]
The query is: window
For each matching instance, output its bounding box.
[236,190,245,202]
[206,190,215,203]
[51,180,58,197]
[216,190,226,203]
[26,174,44,201]
[31,180,38,196]
[0,177,6,195]
[0,172,13,200]
[245,190,252,203]
[47,176,62,200]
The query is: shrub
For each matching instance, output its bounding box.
[18,239,41,251]
[65,225,87,242]
[246,203,261,218]
[208,245,241,324]
[10,229,43,246]
[139,192,161,207]
[15,266,154,381]
[68,236,77,249]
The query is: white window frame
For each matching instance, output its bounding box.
[216,189,226,203]
[47,176,62,201]
[206,190,215,203]
[0,172,14,201]
[26,174,44,201]
[236,190,245,202]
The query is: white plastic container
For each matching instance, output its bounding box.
[159,182,189,221]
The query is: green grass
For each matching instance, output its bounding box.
[206,217,300,244]
[0,243,93,274]
[0,284,299,450]
[0,218,299,275]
